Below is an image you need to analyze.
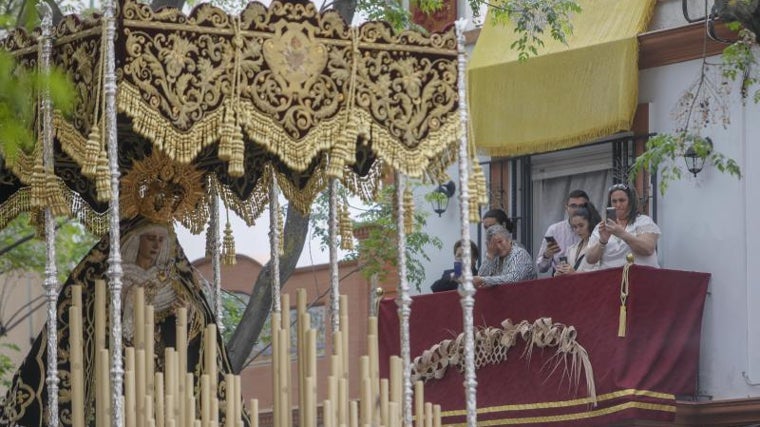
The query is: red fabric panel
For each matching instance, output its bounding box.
[378,266,709,426]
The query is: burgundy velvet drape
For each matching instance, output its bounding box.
[378,266,709,426]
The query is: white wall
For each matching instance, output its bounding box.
[411,162,481,295]
[639,57,760,399]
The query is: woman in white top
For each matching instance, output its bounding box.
[554,204,602,275]
[585,183,661,269]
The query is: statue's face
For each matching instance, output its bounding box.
[137,230,167,267]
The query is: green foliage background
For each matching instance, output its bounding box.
[0,213,98,282]
[310,184,443,291]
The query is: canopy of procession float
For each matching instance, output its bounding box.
[0,0,476,232]
[0,1,482,425]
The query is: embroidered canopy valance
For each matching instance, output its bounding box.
[0,0,468,234]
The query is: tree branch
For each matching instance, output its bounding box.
[226,205,310,373]
[0,220,66,258]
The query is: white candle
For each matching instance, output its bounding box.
[69,306,84,427]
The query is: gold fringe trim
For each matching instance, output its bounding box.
[118,84,225,164]
[0,184,109,236]
[478,118,634,158]
[118,82,461,179]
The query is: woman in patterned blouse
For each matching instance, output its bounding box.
[473,225,537,288]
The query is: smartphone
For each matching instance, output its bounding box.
[606,207,617,221]
[544,236,557,245]
[558,256,568,264]
[453,259,463,278]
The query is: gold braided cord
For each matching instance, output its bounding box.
[441,388,675,416]
[412,318,596,406]
[442,401,675,426]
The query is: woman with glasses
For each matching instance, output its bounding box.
[585,184,661,269]
[554,204,602,275]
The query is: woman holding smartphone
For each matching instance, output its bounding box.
[554,205,602,275]
[585,183,661,269]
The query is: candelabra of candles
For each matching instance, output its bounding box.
[65,284,440,427]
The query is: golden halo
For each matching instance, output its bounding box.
[120,150,206,225]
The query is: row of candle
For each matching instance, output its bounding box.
[65,282,440,426]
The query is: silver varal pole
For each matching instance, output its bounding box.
[269,174,281,313]
[37,4,60,425]
[210,182,224,331]
[328,178,340,333]
[394,172,413,427]
[103,0,124,422]
[455,19,478,426]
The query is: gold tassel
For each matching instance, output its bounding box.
[95,150,111,202]
[227,122,245,178]
[45,179,68,217]
[339,203,353,250]
[618,306,627,338]
[618,258,633,337]
[30,160,46,209]
[82,125,101,178]
[472,162,489,205]
[403,187,414,235]
[218,104,234,161]
[222,220,236,265]
[326,144,348,179]
[469,203,481,223]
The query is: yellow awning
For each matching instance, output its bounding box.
[467,0,655,157]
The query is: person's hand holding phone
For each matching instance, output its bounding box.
[554,261,574,276]
[599,210,621,245]
[543,236,560,260]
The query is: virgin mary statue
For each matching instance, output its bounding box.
[0,152,249,427]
